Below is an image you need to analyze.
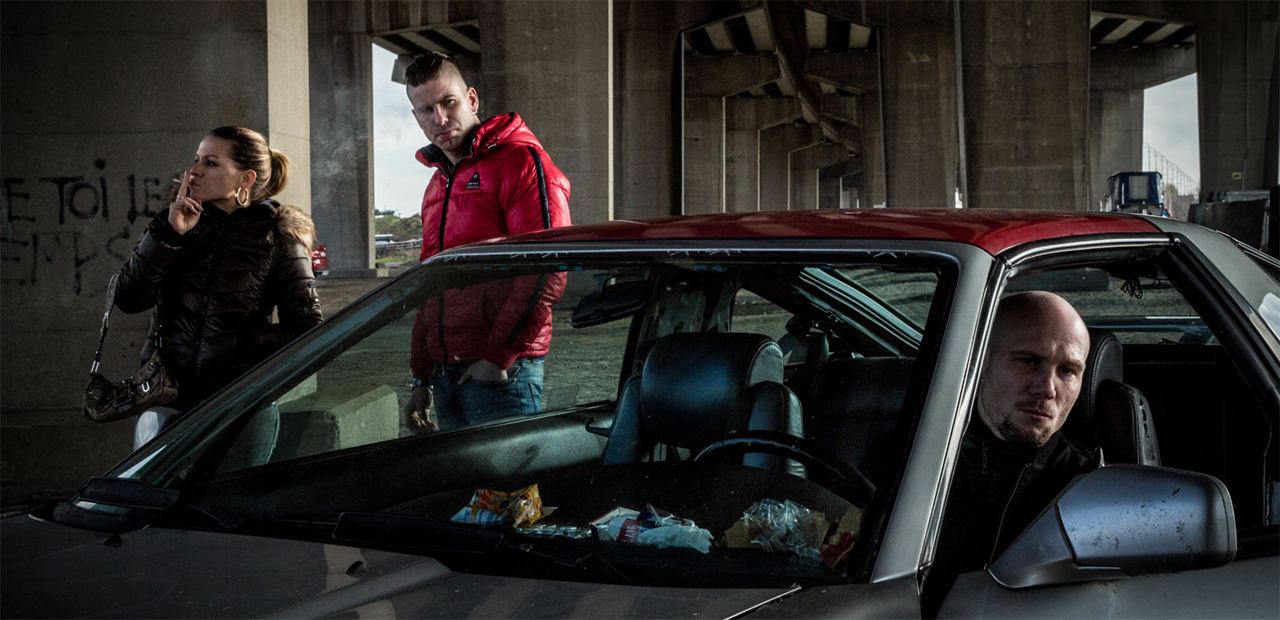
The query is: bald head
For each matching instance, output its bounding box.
[977,291,1090,446]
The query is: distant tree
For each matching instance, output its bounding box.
[374,211,423,240]
[391,216,423,240]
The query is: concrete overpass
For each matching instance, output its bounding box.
[1,0,1277,500]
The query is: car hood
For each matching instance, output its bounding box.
[1,514,793,618]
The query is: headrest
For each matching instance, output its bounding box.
[1064,328,1123,440]
[640,332,784,448]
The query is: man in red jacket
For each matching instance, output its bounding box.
[401,52,571,431]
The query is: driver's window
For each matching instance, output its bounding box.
[930,254,1276,611]
[1029,262,1274,532]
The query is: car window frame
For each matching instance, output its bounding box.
[926,230,1280,618]
[912,234,1170,579]
[922,232,1280,586]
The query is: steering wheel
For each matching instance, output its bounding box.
[694,430,876,506]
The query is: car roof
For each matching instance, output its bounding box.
[489,209,1160,256]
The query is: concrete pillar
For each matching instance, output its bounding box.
[1089,89,1145,209]
[861,87,887,207]
[309,0,379,278]
[820,159,862,209]
[616,2,680,220]
[960,0,1090,211]
[0,0,303,494]
[682,55,781,215]
[1195,2,1280,196]
[725,100,759,213]
[479,1,612,225]
[726,98,800,212]
[790,143,846,211]
[683,97,723,215]
[759,124,821,211]
[268,0,312,213]
[873,1,958,209]
[808,52,876,206]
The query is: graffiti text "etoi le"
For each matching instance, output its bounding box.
[2,159,174,295]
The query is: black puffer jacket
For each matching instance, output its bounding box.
[922,418,1100,616]
[114,199,323,409]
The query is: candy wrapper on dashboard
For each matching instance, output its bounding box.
[591,504,714,554]
[450,484,544,527]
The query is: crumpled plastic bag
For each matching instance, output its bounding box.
[636,524,713,553]
[724,498,828,560]
[450,484,544,528]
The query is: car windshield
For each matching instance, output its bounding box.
[93,248,954,588]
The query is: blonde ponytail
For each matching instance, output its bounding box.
[261,149,290,198]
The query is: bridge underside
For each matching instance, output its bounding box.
[297,0,1278,278]
[347,0,1272,229]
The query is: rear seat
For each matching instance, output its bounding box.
[805,356,914,471]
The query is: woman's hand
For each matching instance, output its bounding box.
[168,172,202,235]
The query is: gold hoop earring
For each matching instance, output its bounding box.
[235,187,250,207]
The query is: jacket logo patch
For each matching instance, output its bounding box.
[465,172,481,190]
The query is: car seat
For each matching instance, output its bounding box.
[602,332,804,474]
[1063,328,1161,465]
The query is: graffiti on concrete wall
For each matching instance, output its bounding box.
[1,159,171,295]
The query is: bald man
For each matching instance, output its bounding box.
[976,291,1092,447]
[924,291,1102,614]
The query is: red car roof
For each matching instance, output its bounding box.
[501,209,1160,256]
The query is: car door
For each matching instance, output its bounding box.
[936,228,1280,618]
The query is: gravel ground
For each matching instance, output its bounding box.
[316,272,404,314]
[316,270,633,415]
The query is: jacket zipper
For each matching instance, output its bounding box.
[988,462,1032,565]
[191,220,228,379]
[436,167,460,363]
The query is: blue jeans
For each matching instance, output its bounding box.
[430,357,545,430]
[133,404,279,469]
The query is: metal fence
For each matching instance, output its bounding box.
[375,238,422,257]
[1143,143,1200,197]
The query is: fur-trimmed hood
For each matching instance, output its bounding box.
[273,203,316,251]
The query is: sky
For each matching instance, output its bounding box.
[372,46,432,218]
[370,46,1201,217]
[1143,74,1200,193]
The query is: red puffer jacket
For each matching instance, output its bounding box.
[410,113,571,379]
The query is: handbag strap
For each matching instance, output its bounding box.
[89,274,163,374]
[89,273,120,374]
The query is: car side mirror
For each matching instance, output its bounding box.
[988,464,1236,589]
